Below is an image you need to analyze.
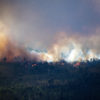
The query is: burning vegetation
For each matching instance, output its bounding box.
[0,32,100,63]
[0,23,100,63]
[0,23,100,100]
[0,33,31,62]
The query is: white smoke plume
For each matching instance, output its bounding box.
[0,21,100,63]
[35,31,100,62]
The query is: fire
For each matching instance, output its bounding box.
[73,62,80,67]
[1,32,99,63]
[0,33,30,62]
[0,23,100,63]
[31,33,100,63]
[40,53,54,62]
[31,39,100,63]
[32,64,37,67]
[0,33,8,57]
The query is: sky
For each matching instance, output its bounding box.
[0,0,100,49]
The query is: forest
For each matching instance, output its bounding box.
[0,60,100,100]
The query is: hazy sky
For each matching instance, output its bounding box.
[0,0,100,49]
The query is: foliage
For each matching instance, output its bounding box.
[0,60,100,100]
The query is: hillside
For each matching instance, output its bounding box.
[0,61,100,100]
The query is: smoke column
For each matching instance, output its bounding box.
[0,22,100,63]
[0,22,42,62]
[31,32,100,62]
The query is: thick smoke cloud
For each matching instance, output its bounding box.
[0,0,100,50]
[45,31,100,62]
[0,0,100,62]
[0,22,42,62]
[0,21,100,62]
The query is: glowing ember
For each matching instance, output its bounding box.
[73,62,80,67]
[32,64,37,67]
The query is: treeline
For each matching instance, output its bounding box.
[0,60,100,100]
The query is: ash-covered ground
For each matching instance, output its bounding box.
[0,60,100,100]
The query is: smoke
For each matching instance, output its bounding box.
[0,22,42,62]
[30,31,100,62]
[0,21,100,63]
[42,31,100,62]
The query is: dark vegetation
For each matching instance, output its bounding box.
[0,60,100,100]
